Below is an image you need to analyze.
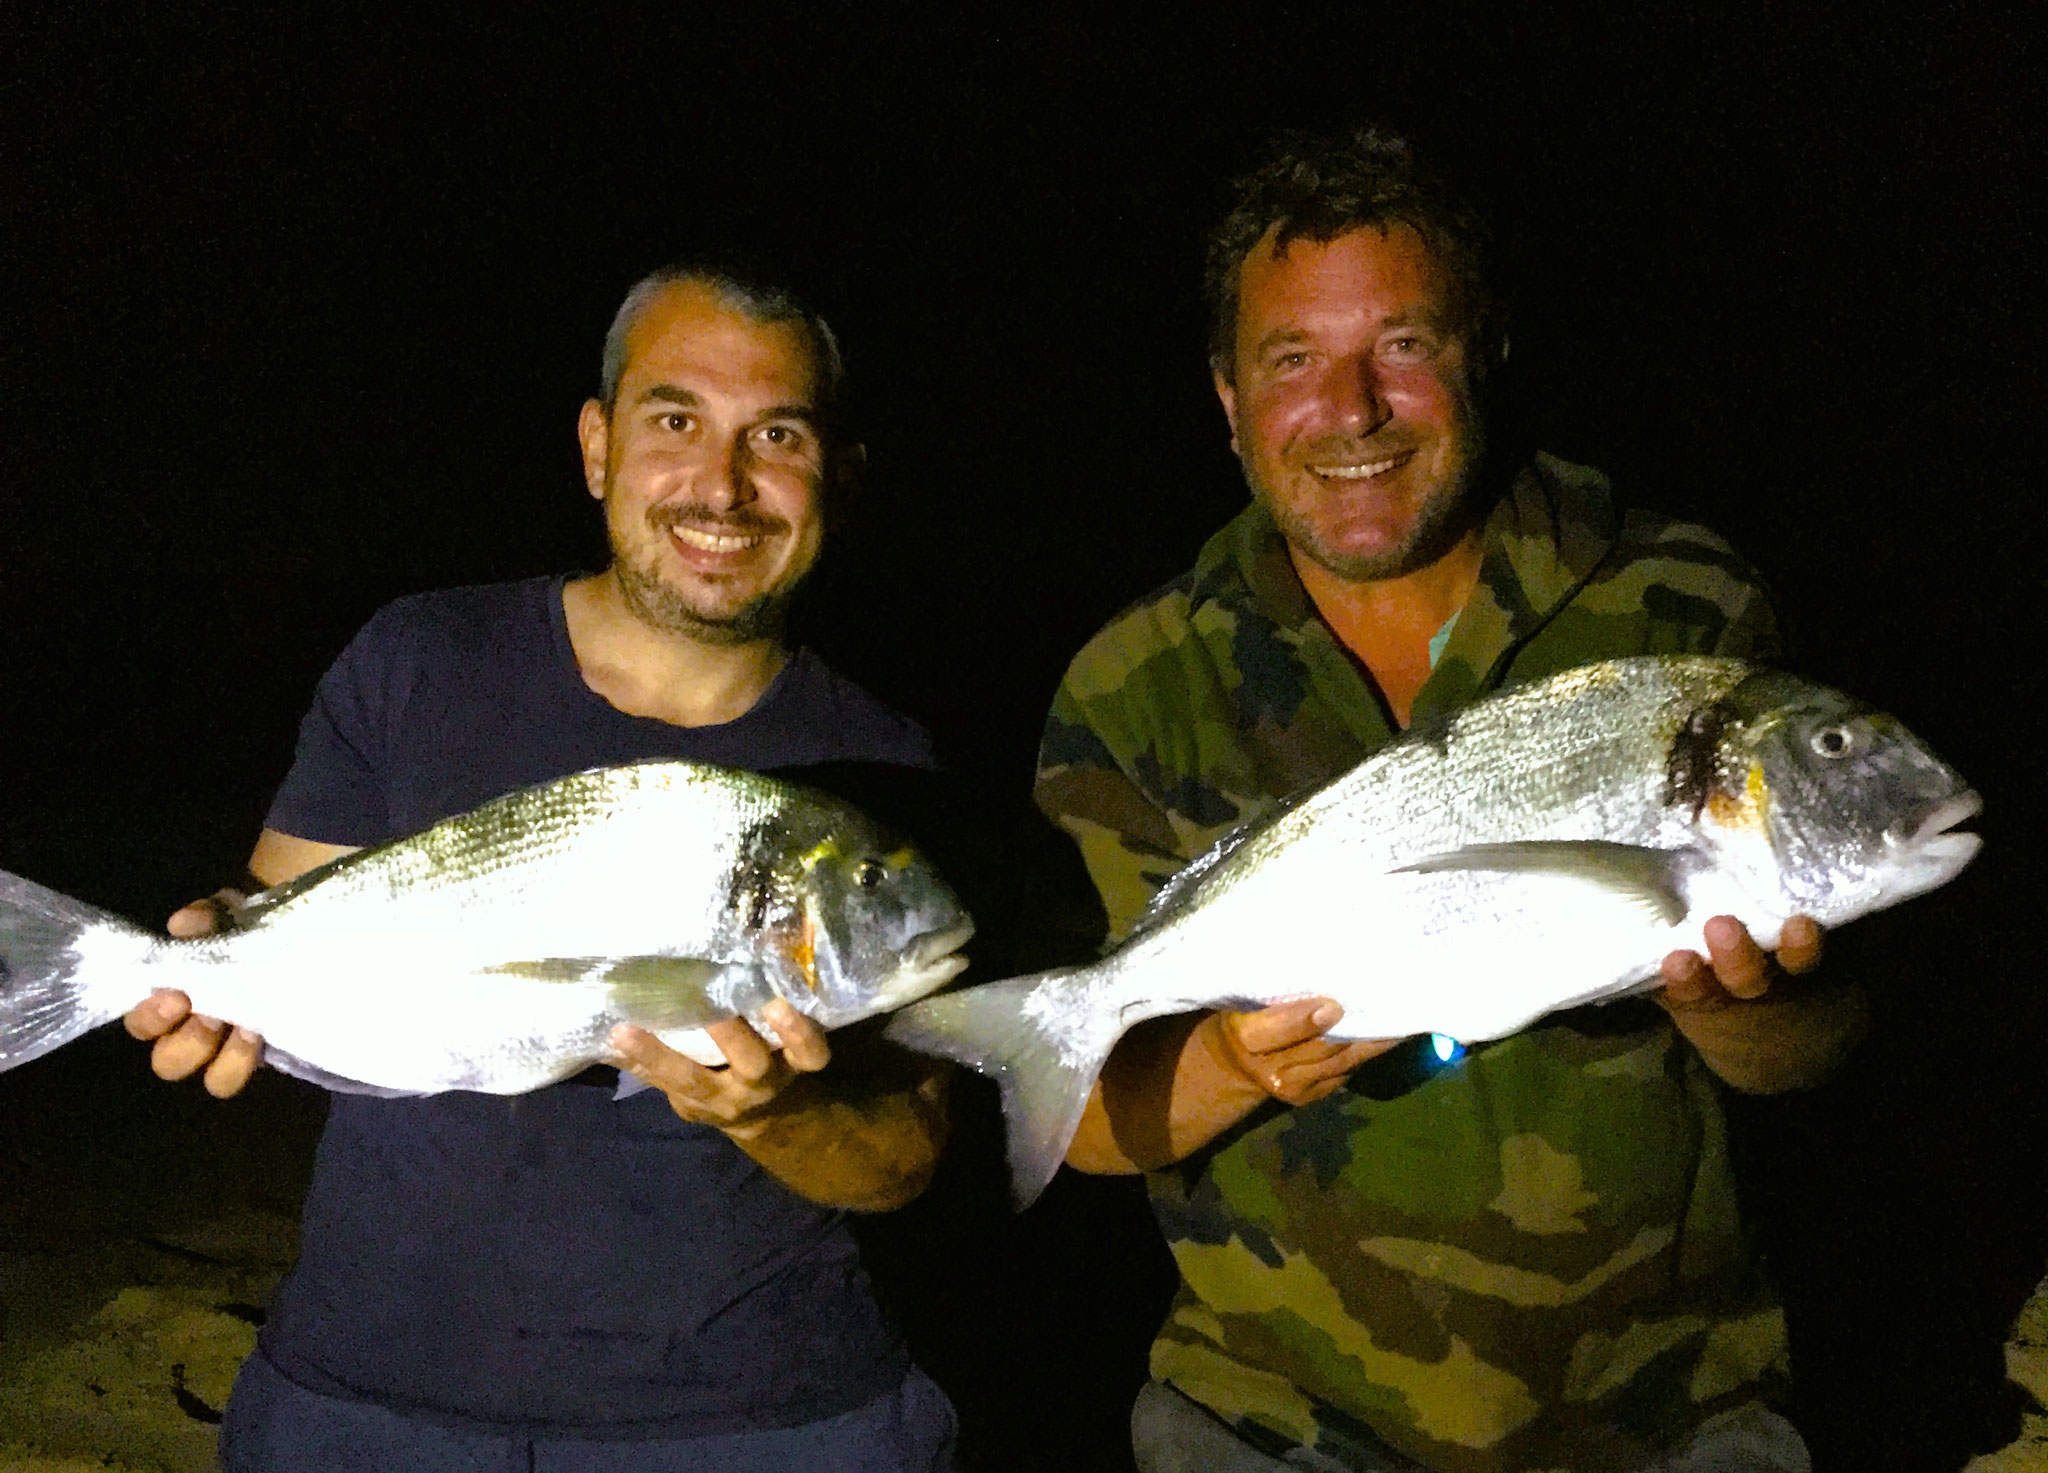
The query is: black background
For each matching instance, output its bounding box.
[2,4,2043,1470]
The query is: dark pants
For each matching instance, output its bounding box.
[219,1347,958,1473]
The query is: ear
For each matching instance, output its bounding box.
[1213,368,1242,455]
[576,400,609,501]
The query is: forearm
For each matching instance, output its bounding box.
[723,1064,950,1212]
[1066,1012,1269,1173]
[1675,977,1869,1093]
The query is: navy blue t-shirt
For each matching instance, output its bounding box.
[253,576,934,1435]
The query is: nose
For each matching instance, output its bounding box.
[1327,354,1392,437]
[697,434,757,512]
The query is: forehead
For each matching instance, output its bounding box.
[1235,224,1451,333]
[617,282,822,406]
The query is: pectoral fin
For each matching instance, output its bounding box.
[483,956,741,1032]
[1395,840,1695,927]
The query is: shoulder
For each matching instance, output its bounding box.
[1532,463,1782,660]
[779,651,937,769]
[331,576,558,677]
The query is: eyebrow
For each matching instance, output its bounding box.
[634,384,821,425]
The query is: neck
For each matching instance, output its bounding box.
[562,571,789,728]
[1292,529,1485,728]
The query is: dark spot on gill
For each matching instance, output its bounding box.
[1666,699,1731,821]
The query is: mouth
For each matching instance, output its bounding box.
[667,522,774,555]
[1309,449,1415,481]
[1890,791,1984,863]
[910,921,976,968]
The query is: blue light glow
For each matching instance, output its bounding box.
[1430,1033,1463,1064]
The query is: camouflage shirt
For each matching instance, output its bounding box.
[1034,455,1790,1473]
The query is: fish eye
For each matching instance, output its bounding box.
[854,859,886,890]
[1810,724,1857,759]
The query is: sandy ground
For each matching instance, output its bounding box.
[3,1033,2043,1473]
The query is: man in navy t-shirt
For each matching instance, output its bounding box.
[125,265,961,1470]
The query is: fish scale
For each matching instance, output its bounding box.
[886,655,1981,1207]
[0,761,973,1097]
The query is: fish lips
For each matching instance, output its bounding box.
[881,921,974,1002]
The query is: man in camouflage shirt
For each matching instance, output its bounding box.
[1033,129,1865,1472]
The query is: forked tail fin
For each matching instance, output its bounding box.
[0,871,152,1073]
[885,966,1118,1209]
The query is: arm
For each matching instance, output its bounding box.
[1067,1002,1398,1174]
[611,1008,949,1212]
[123,828,359,1097]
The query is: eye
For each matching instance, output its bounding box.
[757,423,810,453]
[1380,333,1437,364]
[658,411,694,433]
[854,859,886,890]
[1810,724,1856,758]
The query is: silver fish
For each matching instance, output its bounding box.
[0,761,974,1095]
[886,656,1980,1206]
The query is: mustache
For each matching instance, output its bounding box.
[648,504,790,537]
[1295,430,1422,462]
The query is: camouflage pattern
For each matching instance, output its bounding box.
[1035,455,1790,1472]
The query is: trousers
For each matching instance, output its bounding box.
[219,1346,958,1473]
[1129,1380,1811,1473]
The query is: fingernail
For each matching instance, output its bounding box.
[1311,1002,1342,1028]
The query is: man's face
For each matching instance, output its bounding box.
[1216,224,1485,584]
[578,282,829,644]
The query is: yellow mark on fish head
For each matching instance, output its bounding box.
[798,839,842,872]
[1705,760,1771,837]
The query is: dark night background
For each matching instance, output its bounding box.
[1,4,2042,1470]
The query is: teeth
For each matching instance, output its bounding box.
[1313,454,1407,479]
[671,525,764,553]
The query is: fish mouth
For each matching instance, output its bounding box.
[1889,791,1983,864]
[896,920,975,993]
[910,920,975,968]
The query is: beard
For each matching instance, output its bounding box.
[611,503,802,646]
[1248,423,1488,584]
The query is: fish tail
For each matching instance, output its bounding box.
[885,966,1116,1210]
[0,871,153,1073]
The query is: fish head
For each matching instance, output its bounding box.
[740,804,974,1028]
[1696,670,1981,924]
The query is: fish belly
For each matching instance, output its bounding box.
[1152,866,1694,1045]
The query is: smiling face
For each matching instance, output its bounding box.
[1216,224,1486,584]
[578,281,830,645]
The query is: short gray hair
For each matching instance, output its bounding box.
[597,264,845,413]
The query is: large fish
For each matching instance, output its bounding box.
[886,656,1980,1206]
[0,761,973,1095]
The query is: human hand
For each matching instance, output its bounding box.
[1657,915,1824,1012]
[122,891,265,1098]
[1205,998,1401,1107]
[610,999,830,1134]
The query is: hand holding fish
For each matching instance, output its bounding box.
[609,1000,830,1131]
[122,892,265,1099]
[1066,1001,1403,1175]
[612,1004,950,1212]
[1210,999,1401,1108]
[1653,914,1866,1092]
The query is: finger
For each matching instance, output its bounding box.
[1776,915,1824,975]
[1701,915,1772,999]
[1658,948,1718,1006]
[1269,1037,1400,1099]
[701,1017,778,1081]
[202,1028,265,1098]
[124,990,193,1041]
[1225,997,1344,1056]
[762,1001,830,1075]
[150,1015,229,1081]
[166,901,226,940]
